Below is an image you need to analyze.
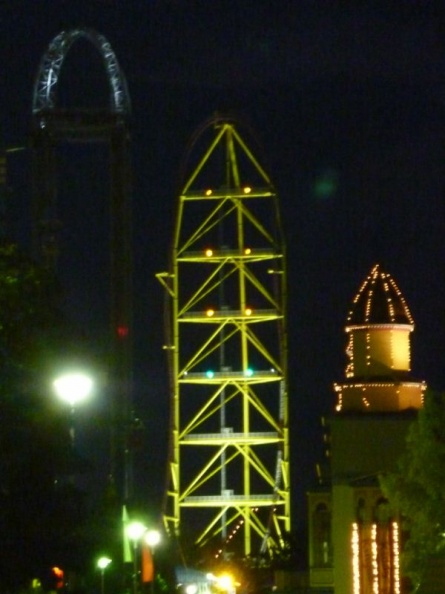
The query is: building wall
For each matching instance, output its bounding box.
[308,491,333,590]
[331,484,355,591]
[329,414,416,479]
[350,327,412,377]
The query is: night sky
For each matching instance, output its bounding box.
[1,1,445,528]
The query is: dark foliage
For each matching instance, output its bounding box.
[381,390,445,588]
[0,241,113,592]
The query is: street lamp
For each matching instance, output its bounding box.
[127,521,147,594]
[53,371,94,445]
[144,529,161,549]
[97,557,112,594]
[144,530,161,594]
[53,371,94,408]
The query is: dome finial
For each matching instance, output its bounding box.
[346,264,413,326]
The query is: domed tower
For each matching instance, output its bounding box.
[334,263,425,412]
[307,265,427,594]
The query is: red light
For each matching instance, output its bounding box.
[117,325,129,338]
[51,567,64,589]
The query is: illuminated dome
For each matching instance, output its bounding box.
[346,264,413,327]
[335,264,424,413]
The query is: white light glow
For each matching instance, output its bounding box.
[53,372,93,408]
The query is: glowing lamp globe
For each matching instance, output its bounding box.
[144,529,161,548]
[97,557,112,570]
[53,372,93,408]
[126,520,146,543]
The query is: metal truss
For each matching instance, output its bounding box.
[32,28,131,115]
[159,116,290,559]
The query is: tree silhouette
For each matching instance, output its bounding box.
[381,390,445,588]
[0,241,102,591]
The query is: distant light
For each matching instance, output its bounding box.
[97,557,112,570]
[244,368,253,377]
[205,189,212,196]
[206,309,215,317]
[313,168,338,199]
[218,574,235,591]
[205,249,213,257]
[51,567,64,589]
[243,187,252,194]
[245,308,252,316]
[244,248,251,255]
[186,585,198,594]
[206,370,215,379]
[117,325,129,338]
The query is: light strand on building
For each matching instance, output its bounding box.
[352,522,361,594]
[371,523,379,594]
[392,521,401,594]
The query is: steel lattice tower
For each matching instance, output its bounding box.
[158,117,290,558]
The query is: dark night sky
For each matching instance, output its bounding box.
[1,1,445,527]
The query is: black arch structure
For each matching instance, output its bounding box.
[31,28,133,502]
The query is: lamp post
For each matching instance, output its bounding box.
[144,530,161,594]
[97,557,112,594]
[127,520,147,594]
[53,371,94,446]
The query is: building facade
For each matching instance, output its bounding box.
[308,264,425,594]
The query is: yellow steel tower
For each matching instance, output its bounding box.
[158,116,290,558]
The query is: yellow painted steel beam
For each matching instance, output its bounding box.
[163,118,290,560]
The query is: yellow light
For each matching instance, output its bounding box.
[243,186,251,194]
[392,522,401,594]
[371,523,379,594]
[244,248,251,255]
[218,574,234,591]
[205,189,212,196]
[351,523,361,594]
[205,249,213,257]
[245,308,252,316]
[206,309,215,317]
